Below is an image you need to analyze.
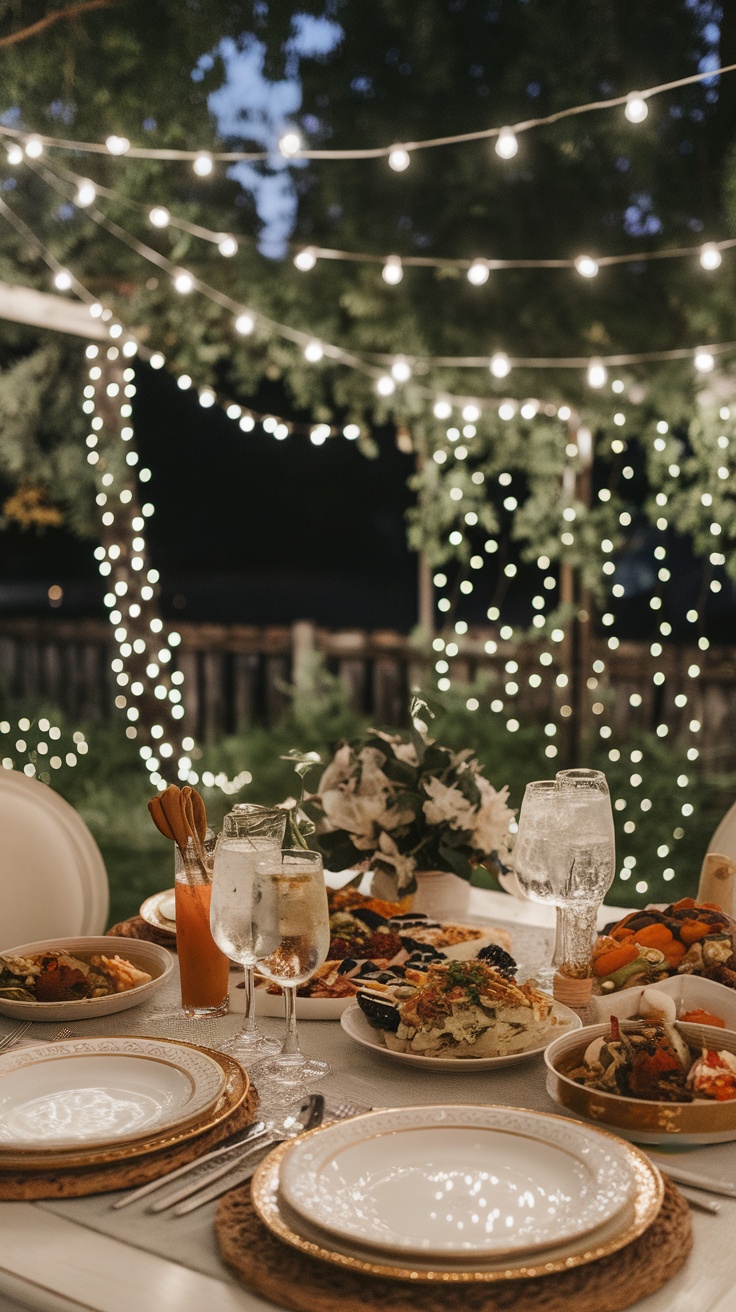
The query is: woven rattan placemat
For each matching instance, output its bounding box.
[0,1086,258,1200]
[107,916,176,946]
[215,1176,691,1312]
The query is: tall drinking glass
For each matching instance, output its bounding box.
[513,781,564,989]
[552,768,615,1005]
[250,849,331,1086]
[209,803,286,1060]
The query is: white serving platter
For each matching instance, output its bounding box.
[590,971,736,1030]
[279,1104,635,1259]
[0,936,174,1021]
[340,998,580,1070]
[0,1036,225,1152]
[0,770,108,943]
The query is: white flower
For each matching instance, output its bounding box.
[422,776,475,830]
[472,776,513,860]
[369,729,419,767]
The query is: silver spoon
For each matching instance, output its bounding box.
[147,1092,325,1214]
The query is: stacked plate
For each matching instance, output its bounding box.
[0,1036,249,1171]
[251,1104,664,1282]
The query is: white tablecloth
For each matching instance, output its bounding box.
[1,890,735,1312]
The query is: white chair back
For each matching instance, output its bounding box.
[0,770,108,946]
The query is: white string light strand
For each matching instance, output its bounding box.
[11,143,732,281]
[1,61,735,164]
[14,163,736,396]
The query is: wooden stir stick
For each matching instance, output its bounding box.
[148,785,211,882]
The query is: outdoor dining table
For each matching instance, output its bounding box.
[1,887,735,1312]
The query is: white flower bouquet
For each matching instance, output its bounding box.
[306,718,513,895]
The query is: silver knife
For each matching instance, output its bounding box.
[171,1152,270,1215]
[112,1120,268,1209]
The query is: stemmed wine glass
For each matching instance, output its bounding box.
[250,849,331,1086]
[513,780,564,989]
[552,768,615,984]
[209,803,286,1060]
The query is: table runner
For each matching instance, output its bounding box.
[2,913,736,1311]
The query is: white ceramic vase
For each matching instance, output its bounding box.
[411,870,471,921]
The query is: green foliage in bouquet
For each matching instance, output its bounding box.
[304,696,513,894]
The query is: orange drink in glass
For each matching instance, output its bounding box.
[175,842,230,1017]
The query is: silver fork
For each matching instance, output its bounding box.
[0,1021,32,1051]
[326,1100,373,1120]
[51,1027,74,1042]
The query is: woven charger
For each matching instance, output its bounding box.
[216,1177,691,1312]
[107,915,176,946]
[0,1043,258,1199]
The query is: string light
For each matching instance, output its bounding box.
[382,255,403,285]
[234,313,254,336]
[53,269,72,291]
[624,93,649,123]
[105,135,129,155]
[304,339,324,363]
[489,352,511,379]
[149,206,170,228]
[388,147,410,172]
[700,243,722,270]
[192,152,213,176]
[575,255,599,278]
[217,235,238,257]
[694,348,715,372]
[75,180,96,207]
[278,131,302,158]
[588,359,607,388]
[495,128,519,159]
[467,260,490,286]
[294,247,317,271]
[173,270,194,294]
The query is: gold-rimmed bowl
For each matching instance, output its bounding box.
[0,936,173,1021]
[545,1020,736,1145]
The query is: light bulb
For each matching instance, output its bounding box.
[700,243,722,270]
[495,127,518,159]
[382,255,403,285]
[24,136,43,158]
[149,352,165,369]
[193,152,213,176]
[575,255,599,278]
[391,357,412,382]
[694,348,715,372]
[388,146,410,172]
[376,375,396,397]
[235,313,254,335]
[343,423,360,439]
[218,235,237,257]
[462,404,480,422]
[433,400,452,419]
[279,130,302,158]
[520,400,538,419]
[310,424,330,445]
[199,389,216,407]
[54,269,72,291]
[149,206,170,228]
[625,93,648,123]
[173,271,194,294]
[499,402,516,420]
[6,143,23,165]
[105,135,130,155]
[489,352,511,378]
[75,180,96,207]
[587,358,607,388]
[467,260,490,285]
[294,247,317,271]
[304,339,324,363]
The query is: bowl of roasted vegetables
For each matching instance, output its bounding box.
[0,936,173,1021]
[591,898,736,996]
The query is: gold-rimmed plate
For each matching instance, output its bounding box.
[251,1130,663,1282]
[0,1041,248,1171]
[139,889,177,937]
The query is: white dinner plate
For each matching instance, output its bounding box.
[340,998,581,1070]
[253,1134,662,1281]
[139,889,177,935]
[0,1036,226,1151]
[253,987,354,1021]
[0,770,108,943]
[0,936,174,1022]
[279,1104,635,1259]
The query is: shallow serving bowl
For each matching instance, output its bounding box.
[590,972,736,1029]
[545,1019,736,1145]
[0,936,173,1021]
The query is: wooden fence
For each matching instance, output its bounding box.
[1,616,736,768]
